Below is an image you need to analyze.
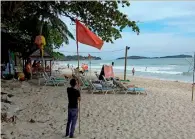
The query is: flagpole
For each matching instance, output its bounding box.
[76,41,80,69]
[76,19,81,134]
[79,99,81,134]
[90,58,91,80]
[76,20,80,69]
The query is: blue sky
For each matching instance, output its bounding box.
[57,1,195,60]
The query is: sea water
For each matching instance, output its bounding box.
[53,58,194,83]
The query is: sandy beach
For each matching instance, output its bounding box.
[2,1,195,139]
[1,70,195,139]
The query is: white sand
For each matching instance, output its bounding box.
[1,72,195,139]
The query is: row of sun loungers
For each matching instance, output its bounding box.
[38,69,147,95]
[39,72,69,86]
[79,72,147,95]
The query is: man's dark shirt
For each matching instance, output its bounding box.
[67,87,80,108]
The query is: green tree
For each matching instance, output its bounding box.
[52,52,65,60]
[1,1,139,58]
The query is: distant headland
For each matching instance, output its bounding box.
[117,54,192,60]
[59,55,101,61]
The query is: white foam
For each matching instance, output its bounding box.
[91,66,102,69]
[144,70,182,75]
[52,61,183,75]
[91,65,181,75]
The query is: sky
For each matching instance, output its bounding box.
[57,1,195,60]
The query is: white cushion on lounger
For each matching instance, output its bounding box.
[128,87,145,91]
[93,83,102,89]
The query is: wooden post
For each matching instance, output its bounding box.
[14,53,17,66]
[192,52,195,101]
[50,60,52,76]
[8,50,11,74]
[23,59,24,71]
[124,46,130,80]
[30,60,32,80]
[40,47,45,72]
[45,60,46,72]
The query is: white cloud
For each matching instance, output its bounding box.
[120,1,195,34]
[164,20,195,33]
[57,31,195,60]
[120,1,195,22]
[57,1,195,60]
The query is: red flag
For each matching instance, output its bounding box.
[76,19,104,50]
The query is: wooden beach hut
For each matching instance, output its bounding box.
[29,49,53,76]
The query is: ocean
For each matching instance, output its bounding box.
[53,58,194,83]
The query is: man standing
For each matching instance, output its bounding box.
[25,59,32,80]
[112,62,114,66]
[132,67,135,76]
[66,79,81,138]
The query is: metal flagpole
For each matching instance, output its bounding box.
[76,20,80,69]
[79,99,81,134]
[77,75,81,134]
[77,40,80,69]
[90,60,91,80]
[89,54,91,80]
[76,19,81,134]
[192,52,195,101]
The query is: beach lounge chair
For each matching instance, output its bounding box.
[79,75,103,91]
[40,73,56,86]
[120,79,131,83]
[95,72,100,79]
[88,80,115,95]
[95,71,130,85]
[94,72,114,87]
[42,72,69,86]
[102,75,116,88]
[79,76,90,91]
[113,78,146,95]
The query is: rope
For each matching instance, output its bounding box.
[58,48,125,53]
